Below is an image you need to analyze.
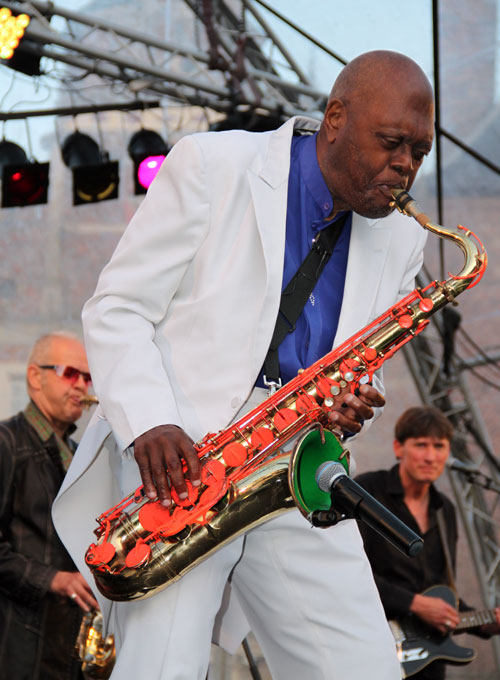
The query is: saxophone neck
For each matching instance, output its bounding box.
[391,188,487,291]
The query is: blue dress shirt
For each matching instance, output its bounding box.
[258,132,352,387]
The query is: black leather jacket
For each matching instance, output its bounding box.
[0,408,83,679]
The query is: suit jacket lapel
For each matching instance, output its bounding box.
[247,168,287,378]
[246,117,320,376]
[334,213,392,345]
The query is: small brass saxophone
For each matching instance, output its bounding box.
[76,610,115,678]
[85,189,487,602]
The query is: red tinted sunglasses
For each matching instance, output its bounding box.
[38,364,92,386]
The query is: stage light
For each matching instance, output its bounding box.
[0,6,42,76]
[0,7,30,60]
[61,131,119,205]
[0,140,49,207]
[127,129,169,194]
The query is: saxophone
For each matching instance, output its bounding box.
[75,610,115,678]
[85,189,487,602]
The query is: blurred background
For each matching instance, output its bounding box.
[0,1,499,677]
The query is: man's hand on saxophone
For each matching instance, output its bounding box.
[327,382,386,437]
[133,424,201,508]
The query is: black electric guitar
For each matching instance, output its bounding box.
[389,585,497,678]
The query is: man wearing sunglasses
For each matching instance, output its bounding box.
[0,331,99,680]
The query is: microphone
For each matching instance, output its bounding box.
[447,457,479,474]
[315,462,423,557]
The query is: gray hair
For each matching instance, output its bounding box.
[27,330,82,365]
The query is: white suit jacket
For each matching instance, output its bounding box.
[52,115,427,632]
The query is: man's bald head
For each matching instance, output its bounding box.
[327,50,433,107]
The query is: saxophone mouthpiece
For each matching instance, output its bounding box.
[390,188,430,228]
[80,395,99,408]
[390,188,413,212]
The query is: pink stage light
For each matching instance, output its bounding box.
[137,155,166,189]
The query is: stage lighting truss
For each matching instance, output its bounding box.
[127,129,169,195]
[61,131,119,206]
[0,139,49,208]
[0,6,30,60]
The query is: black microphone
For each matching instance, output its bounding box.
[315,462,423,557]
[447,457,479,474]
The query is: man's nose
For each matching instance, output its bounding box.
[391,146,413,175]
[423,444,439,459]
[74,373,88,390]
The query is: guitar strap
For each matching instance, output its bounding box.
[436,507,457,590]
[262,211,349,389]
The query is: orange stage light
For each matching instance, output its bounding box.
[0,7,30,60]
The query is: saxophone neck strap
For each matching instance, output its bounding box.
[263,211,349,387]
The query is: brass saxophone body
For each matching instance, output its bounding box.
[85,190,487,602]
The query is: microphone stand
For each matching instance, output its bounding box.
[453,468,500,494]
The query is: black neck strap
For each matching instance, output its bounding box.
[263,211,349,388]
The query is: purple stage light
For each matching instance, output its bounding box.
[137,155,165,189]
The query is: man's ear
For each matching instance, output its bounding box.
[393,439,403,460]
[27,364,42,392]
[322,98,347,143]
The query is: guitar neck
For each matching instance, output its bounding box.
[457,608,496,632]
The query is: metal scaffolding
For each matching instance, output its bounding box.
[0,0,329,119]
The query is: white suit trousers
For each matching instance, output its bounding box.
[107,511,400,680]
[106,388,401,679]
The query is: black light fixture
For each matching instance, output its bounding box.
[127,129,169,195]
[0,139,49,207]
[61,131,119,205]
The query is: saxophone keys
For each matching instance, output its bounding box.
[398,314,414,329]
[339,359,360,382]
[364,347,378,361]
[250,426,275,450]
[201,459,226,483]
[273,408,299,432]
[418,297,434,312]
[222,442,248,467]
[295,392,316,414]
[85,541,116,566]
[330,382,341,396]
[125,543,152,569]
[138,501,173,531]
[316,378,334,399]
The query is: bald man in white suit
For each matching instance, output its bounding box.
[54,50,434,680]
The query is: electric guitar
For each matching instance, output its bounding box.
[389,585,497,678]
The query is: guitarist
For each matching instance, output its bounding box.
[355,406,500,679]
